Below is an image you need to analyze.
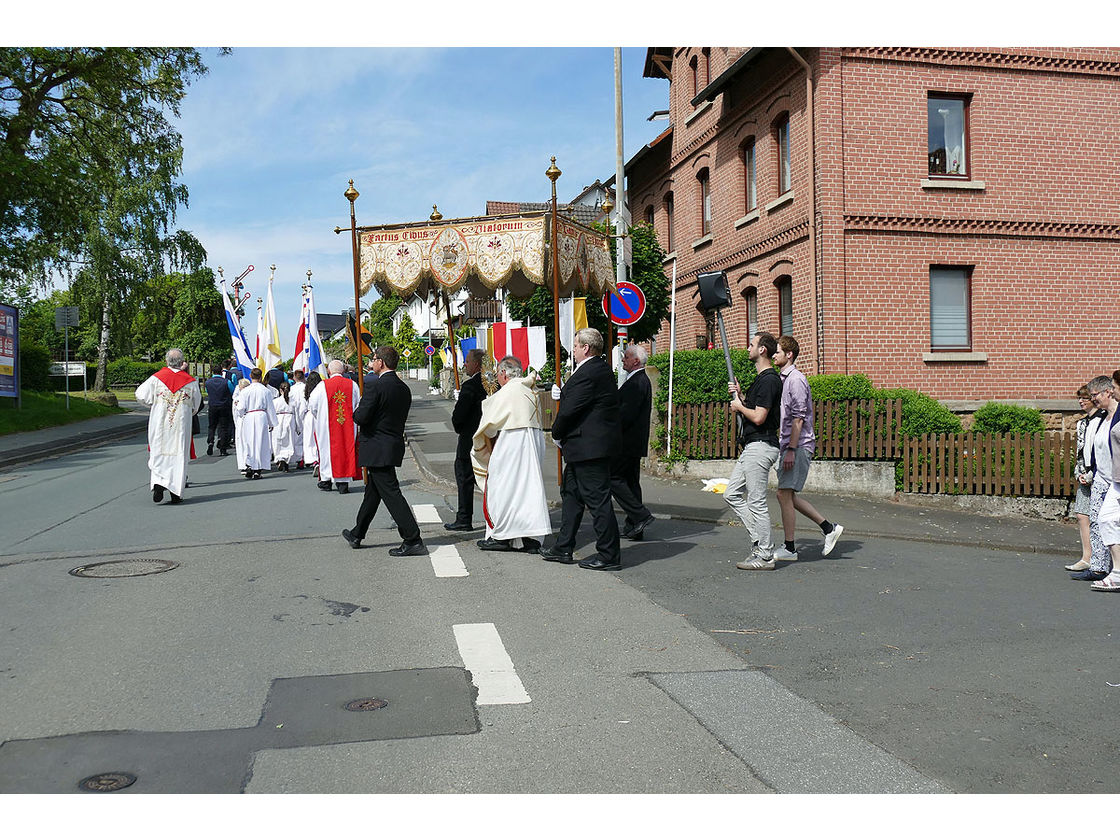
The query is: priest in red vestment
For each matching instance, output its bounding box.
[135,348,203,504]
[307,359,361,493]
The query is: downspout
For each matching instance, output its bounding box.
[786,47,818,375]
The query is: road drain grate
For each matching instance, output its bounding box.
[69,559,180,578]
[79,772,136,792]
[344,698,388,711]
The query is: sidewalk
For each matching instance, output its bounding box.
[401,378,1078,559]
[0,401,149,471]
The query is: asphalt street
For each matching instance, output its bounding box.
[0,379,1113,794]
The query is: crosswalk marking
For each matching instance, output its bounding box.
[452,623,531,705]
[412,504,442,524]
[430,544,468,577]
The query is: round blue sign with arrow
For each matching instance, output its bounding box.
[602,281,646,326]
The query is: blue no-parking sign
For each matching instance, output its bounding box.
[602,281,646,327]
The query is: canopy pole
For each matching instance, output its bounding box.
[345,180,364,396]
[546,156,563,487]
[444,289,461,391]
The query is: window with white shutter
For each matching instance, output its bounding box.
[929,266,971,350]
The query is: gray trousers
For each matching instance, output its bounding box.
[724,441,779,558]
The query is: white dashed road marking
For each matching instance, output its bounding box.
[412,504,442,524]
[453,623,531,705]
[430,544,469,577]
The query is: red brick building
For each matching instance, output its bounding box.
[627,47,1120,402]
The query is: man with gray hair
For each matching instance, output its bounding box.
[611,344,656,540]
[308,359,361,492]
[471,355,551,551]
[447,348,487,531]
[135,348,202,504]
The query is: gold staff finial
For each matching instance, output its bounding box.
[217,266,224,280]
[345,179,359,203]
[430,204,443,221]
[546,156,561,182]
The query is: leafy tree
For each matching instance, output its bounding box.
[128,272,180,358]
[366,293,403,349]
[392,313,424,366]
[0,48,222,294]
[167,268,227,366]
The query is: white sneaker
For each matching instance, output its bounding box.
[773,546,798,562]
[823,524,844,556]
[736,555,776,571]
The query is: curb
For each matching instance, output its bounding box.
[0,417,149,472]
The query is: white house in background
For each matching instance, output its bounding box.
[390,290,475,343]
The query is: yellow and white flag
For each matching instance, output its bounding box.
[261,275,283,370]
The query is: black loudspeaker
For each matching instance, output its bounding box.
[696,270,732,311]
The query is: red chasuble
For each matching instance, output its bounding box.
[323,376,361,480]
[152,367,199,459]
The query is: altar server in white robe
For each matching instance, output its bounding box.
[289,369,308,468]
[231,378,250,472]
[471,355,551,552]
[271,380,301,471]
[135,348,202,504]
[234,368,278,479]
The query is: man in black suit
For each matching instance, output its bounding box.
[342,346,426,556]
[204,364,234,456]
[612,345,656,540]
[540,327,623,571]
[446,348,486,530]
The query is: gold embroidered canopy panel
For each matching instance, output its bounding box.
[357,212,613,301]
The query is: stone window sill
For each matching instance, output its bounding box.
[691,234,713,250]
[921,178,986,191]
[662,251,678,265]
[684,100,713,126]
[765,191,794,212]
[923,351,988,363]
[734,209,760,228]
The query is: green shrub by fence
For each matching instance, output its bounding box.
[107,358,163,386]
[969,401,1045,434]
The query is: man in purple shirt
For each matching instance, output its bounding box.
[773,335,843,561]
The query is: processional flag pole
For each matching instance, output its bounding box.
[345,180,364,395]
[547,156,563,487]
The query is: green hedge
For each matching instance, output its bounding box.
[107,358,162,385]
[969,401,1045,434]
[18,342,51,391]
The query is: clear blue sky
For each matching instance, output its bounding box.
[173,47,670,354]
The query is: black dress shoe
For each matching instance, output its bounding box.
[579,555,622,571]
[1071,569,1109,581]
[444,522,474,532]
[337,483,350,494]
[624,513,656,541]
[168,493,182,505]
[207,444,214,456]
[252,471,262,480]
[477,537,513,551]
[539,546,577,564]
[317,481,333,491]
[389,540,427,557]
[341,528,362,549]
[152,485,165,503]
[519,538,542,552]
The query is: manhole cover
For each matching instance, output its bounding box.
[344,698,388,712]
[79,772,136,792]
[69,559,180,578]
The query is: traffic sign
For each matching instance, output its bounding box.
[401,348,412,358]
[424,344,436,356]
[602,281,646,327]
[54,306,79,330]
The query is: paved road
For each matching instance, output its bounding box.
[0,380,1110,793]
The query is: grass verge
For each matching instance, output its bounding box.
[0,391,127,436]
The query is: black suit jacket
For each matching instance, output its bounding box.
[354,369,411,468]
[617,368,652,459]
[451,372,486,456]
[550,356,621,463]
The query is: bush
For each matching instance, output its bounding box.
[969,401,1045,434]
[876,388,962,436]
[806,373,877,401]
[647,348,756,412]
[107,358,162,386]
[19,341,51,391]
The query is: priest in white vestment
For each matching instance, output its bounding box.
[471,355,551,552]
[234,368,278,479]
[307,360,360,492]
[135,348,202,504]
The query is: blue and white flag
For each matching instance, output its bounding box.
[305,285,326,377]
[220,280,256,380]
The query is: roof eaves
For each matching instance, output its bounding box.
[690,47,767,109]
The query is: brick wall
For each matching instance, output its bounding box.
[629,46,1120,401]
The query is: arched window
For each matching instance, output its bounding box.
[775,276,793,336]
[741,138,757,212]
[664,192,674,253]
[745,287,759,338]
[701,48,711,89]
[774,113,791,195]
[697,168,711,236]
[644,205,655,226]
[690,55,699,98]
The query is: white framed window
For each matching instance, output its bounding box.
[928,94,970,178]
[776,116,791,194]
[776,276,793,336]
[929,266,972,350]
[743,140,757,212]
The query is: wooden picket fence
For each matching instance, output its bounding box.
[669,398,903,462]
[902,431,1076,497]
[669,398,1078,498]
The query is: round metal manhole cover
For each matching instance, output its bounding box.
[344,698,388,712]
[79,772,136,792]
[69,559,180,578]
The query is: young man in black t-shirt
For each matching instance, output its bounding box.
[725,331,783,570]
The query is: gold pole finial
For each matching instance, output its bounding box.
[430,204,443,221]
[217,266,224,280]
[306,269,312,280]
[345,179,359,203]
[546,156,561,182]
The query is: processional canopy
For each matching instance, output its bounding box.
[357,211,614,301]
